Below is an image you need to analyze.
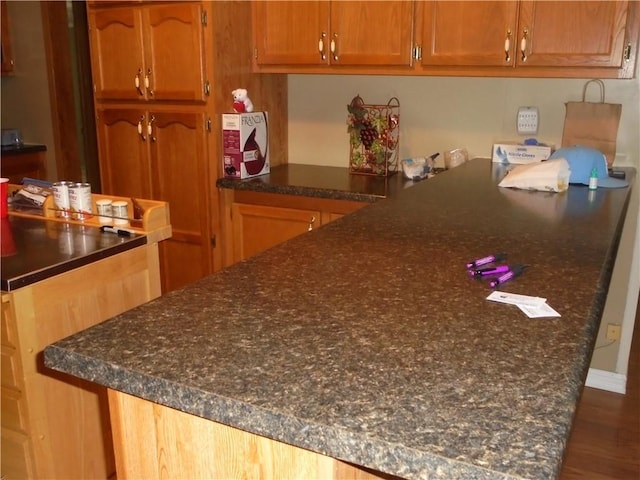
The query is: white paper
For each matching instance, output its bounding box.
[517,303,562,318]
[486,291,561,318]
[486,291,547,307]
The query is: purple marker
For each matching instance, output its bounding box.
[466,253,506,270]
[489,265,527,288]
[468,265,511,278]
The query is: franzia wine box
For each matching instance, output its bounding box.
[222,112,269,179]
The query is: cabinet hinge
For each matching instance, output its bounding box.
[206,118,212,132]
[413,45,422,61]
[204,80,211,97]
[201,10,208,26]
[624,43,632,62]
[210,235,216,247]
[254,47,258,60]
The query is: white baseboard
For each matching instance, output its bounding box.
[585,368,627,394]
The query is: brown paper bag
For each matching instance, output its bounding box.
[561,79,621,168]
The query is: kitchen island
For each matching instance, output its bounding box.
[1,196,170,479]
[44,159,634,479]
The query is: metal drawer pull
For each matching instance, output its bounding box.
[331,33,338,61]
[137,115,147,141]
[145,69,154,96]
[308,216,316,231]
[148,115,156,142]
[318,32,326,60]
[505,29,512,62]
[134,68,144,95]
[520,28,528,62]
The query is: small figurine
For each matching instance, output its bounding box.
[232,88,254,113]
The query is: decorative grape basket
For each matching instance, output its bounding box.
[347,95,400,176]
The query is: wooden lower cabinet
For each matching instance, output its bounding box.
[108,389,387,479]
[231,202,321,262]
[0,244,162,479]
[96,106,212,293]
[0,149,47,184]
[221,189,366,266]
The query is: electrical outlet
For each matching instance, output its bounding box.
[606,324,621,341]
[517,106,539,135]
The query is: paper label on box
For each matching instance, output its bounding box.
[222,112,269,179]
[492,142,552,165]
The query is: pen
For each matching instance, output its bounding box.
[466,253,506,270]
[468,264,511,278]
[100,225,135,236]
[489,265,527,288]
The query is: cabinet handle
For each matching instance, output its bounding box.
[504,29,512,62]
[148,115,156,142]
[137,115,147,141]
[318,32,326,60]
[308,215,316,231]
[330,33,338,61]
[134,68,144,96]
[520,28,528,62]
[145,68,154,97]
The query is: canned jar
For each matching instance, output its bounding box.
[52,181,73,218]
[112,200,129,225]
[68,183,93,220]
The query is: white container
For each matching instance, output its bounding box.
[96,199,113,224]
[111,200,129,225]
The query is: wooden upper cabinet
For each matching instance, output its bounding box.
[143,4,206,101]
[329,1,414,66]
[89,8,143,100]
[253,2,329,66]
[89,3,206,101]
[417,0,638,77]
[419,1,519,67]
[516,1,630,69]
[95,107,152,199]
[253,1,414,68]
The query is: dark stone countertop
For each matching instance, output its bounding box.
[44,159,634,480]
[216,163,432,202]
[1,215,146,291]
[1,143,47,155]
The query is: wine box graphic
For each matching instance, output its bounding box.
[222,112,269,179]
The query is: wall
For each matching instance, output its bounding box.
[288,74,640,390]
[1,1,57,179]
[288,75,640,169]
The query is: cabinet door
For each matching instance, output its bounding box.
[89,8,145,100]
[330,1,414,66]
[231,203,320,262]
[143,3,206,101]
[253,1,330,66]
[517,1,630,68]
[148,111,212,292]
[95,108,151,199]
[420,1,518,67]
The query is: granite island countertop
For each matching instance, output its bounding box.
[44,159,634,480]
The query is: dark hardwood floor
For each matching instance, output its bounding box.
[560,294,640,480]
